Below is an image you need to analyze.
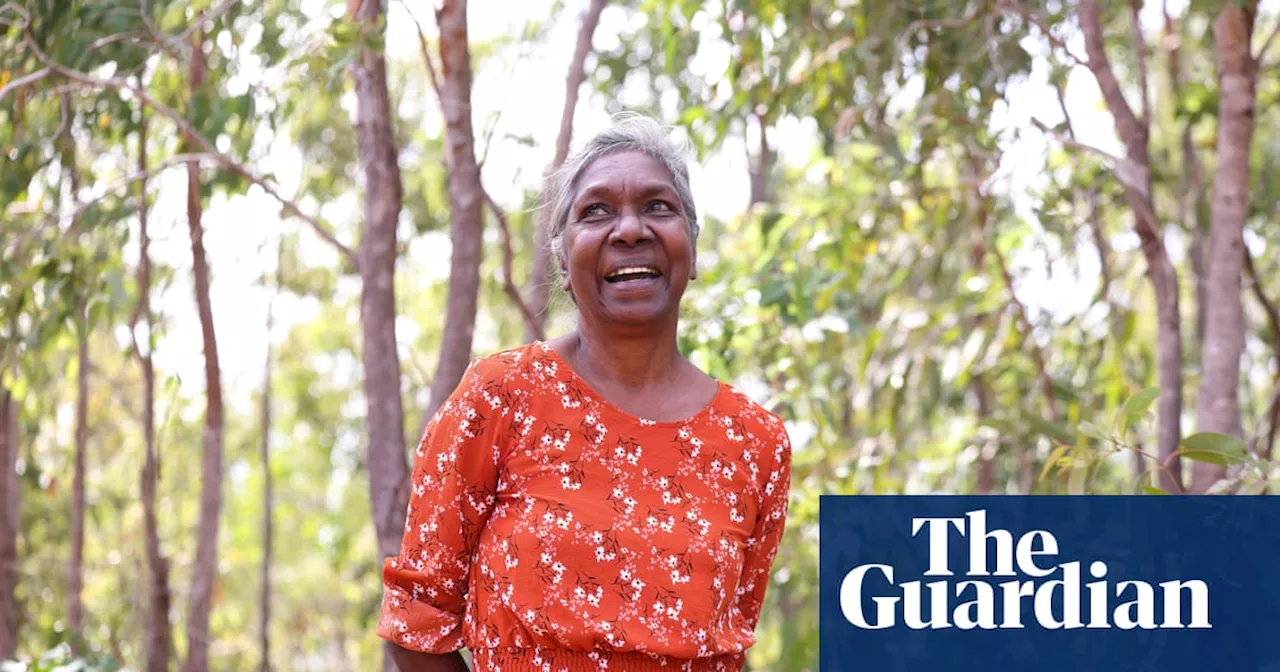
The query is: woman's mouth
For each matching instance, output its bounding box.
[604,265,662,285]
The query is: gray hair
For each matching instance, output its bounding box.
[544,113,700,265]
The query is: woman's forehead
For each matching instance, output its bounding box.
[573,151,677,196]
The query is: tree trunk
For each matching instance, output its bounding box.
[426,0,485,424]
[1079,0,1183,492]
[65,96,88,638]
[1164,5,1209,352]
[183,31,225,672]
[1191,234,1207,345]
[348,3,410,669]
[748,113,770,206]
[966,153,996,494]
[1144,221,1184,494]
[527,0,608,341]
[68,297,88,638]
[350,0,409,563]
[0,376,17,661]
[134,95,173,672]
[260,245,278,672]
[1191,2,1257,493]
[973,376,996,493]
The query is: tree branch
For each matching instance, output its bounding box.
[23,32,361,271]
[66,153,216,223]
[0,67,50,104]
[407,0,546,338]
[1246,247,1280,353]
[1032,113,1158,229]
[1047,72,1117,316]
[85,31,149,55]
[1032,117,1120,162]
[895,6,983,57]
[1053,73,1076,140]
[486,191,545,341]
[0,1,30,25]
[138,0,186,60]
[1245,246,1280,459]
[789,36,854,85]
[404,3,444,103]
[992,242,1061,423]
[1001,0,1089,68]
[1078,0,1148,156]
[1256,16,1280,64]
[551,0,606,170]
[1258,377,1280,462]
[175,0,240,47]
[1128,0,1151,124]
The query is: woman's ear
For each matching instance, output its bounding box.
[559,254,577,304]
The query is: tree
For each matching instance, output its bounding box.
[424,0,486,426]
[347,0,411,592]
[0,376,16,661]
[1191,1,1259,493]
[182,28,226,672]
[130,86,173,672]
[345,0,411,668]
[62,92,88,644]
[1075,0,1185,492]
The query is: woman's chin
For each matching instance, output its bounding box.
[595,301,679,328]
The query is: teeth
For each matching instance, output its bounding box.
[607,266,658,278]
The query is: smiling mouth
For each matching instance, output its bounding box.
[604,265,662,284]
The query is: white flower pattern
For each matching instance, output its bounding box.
[378,342,792,671]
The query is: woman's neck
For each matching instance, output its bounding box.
[565,321,684,393]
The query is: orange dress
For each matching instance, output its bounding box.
[377,341,792,671]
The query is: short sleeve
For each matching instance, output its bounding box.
[377,356,514,653]
[733,423,792,632]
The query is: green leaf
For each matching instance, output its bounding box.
[1067,454,1090,495]
[1040,445,1070,482]
[1028,415,1075,444]
[1120,387,1160,431]
[1140,485,1169,495]
[1177,432,1248,466]
[1077,421,1107,441]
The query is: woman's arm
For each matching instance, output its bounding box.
[378,356,515,659]
[734,429,793,630]
[390,646,470,672]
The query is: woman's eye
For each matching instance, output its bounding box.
[581,204,609,218]
[647,201,674,213]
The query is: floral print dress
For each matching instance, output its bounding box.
[378,341,793,671]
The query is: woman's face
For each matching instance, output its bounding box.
[560,150,696,330]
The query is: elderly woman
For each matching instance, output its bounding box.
[378,115,793,671]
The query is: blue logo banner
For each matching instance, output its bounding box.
[818,495,1280,671]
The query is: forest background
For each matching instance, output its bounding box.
[2,0,1280,669]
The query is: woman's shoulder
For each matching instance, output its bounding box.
[458,341,579,397]
[710,380,791,446]
[461,341,549,384]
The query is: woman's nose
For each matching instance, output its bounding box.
[610,210,651,245]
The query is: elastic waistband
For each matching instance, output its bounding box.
[469,647,744,671]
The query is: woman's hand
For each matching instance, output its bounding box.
[389,646,470,672]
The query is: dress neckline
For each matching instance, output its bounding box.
[535,341,730,428]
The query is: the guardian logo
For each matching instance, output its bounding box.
[840,509,1211,631]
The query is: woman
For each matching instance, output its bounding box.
[378,114,793,671]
